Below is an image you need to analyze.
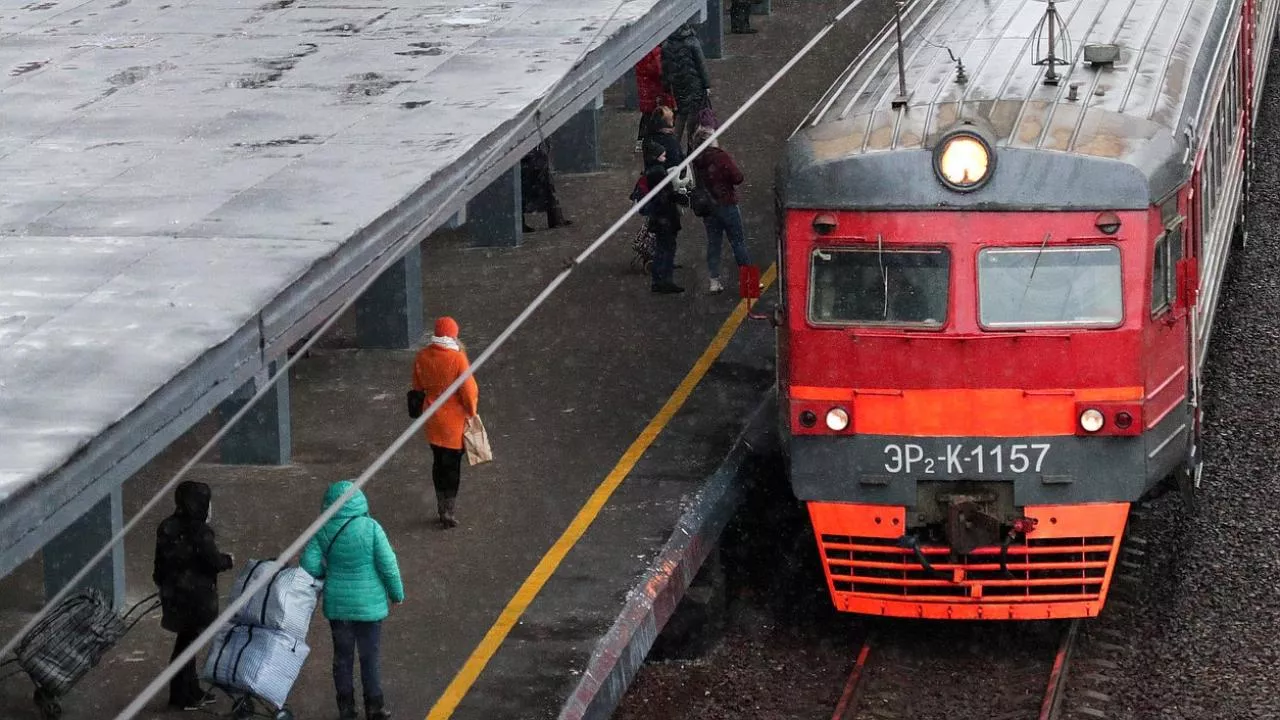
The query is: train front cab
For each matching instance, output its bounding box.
[775,202,1197,621]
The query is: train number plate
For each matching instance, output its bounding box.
[882,442,1051,475]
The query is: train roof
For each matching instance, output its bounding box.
[782,0,1237,211]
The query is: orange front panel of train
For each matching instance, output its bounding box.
[808,502,1130,621]
[788,387,1144,437]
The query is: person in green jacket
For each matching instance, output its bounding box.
[301,481,404,720]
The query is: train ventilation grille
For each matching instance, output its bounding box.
[820,535,1114,601]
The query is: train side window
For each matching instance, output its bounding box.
[1151,235,1171,316]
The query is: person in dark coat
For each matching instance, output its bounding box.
[634,46,676,152]
[153,481,234,711]
[661,23,712,152]
[692,127,753,294]
[644,106,684,171]
[520,140,571,232]
[642,139,690,294]
[730,0,759,34]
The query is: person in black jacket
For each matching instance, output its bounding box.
[520,140,571,233]
[642,139,690,294]
[644,106,684,171]
[661,24,712,152]
[153,481,234,711]
[730,0,759,34]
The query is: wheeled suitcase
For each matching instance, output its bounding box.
[203,625,309,711]
[228,561,321,641]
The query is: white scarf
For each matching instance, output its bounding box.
[430,335,460,351]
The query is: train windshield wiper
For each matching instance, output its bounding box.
[1018,232,1052,310]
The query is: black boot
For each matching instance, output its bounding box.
[441,497,458,529]
[365,694,391,720]
[338,693,358,720]
[436,493,449,527]
[547,203,572,229]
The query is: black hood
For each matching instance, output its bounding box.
[670,23,697,41]
[174,481,211,522]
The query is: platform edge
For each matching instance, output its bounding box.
[556,386,779,720]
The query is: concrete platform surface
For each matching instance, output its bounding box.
[0,0,894,717]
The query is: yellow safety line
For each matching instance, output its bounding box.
[426,264,778,719]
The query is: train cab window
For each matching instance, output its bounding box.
[808,248,949,327]
[977,245,1123,328]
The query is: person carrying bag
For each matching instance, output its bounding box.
[410,317,480,528]
[300,481,403,720]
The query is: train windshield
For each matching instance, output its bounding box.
[977,245,1122,328]
[808,248,949,327]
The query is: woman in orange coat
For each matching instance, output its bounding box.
[411,317,479,528]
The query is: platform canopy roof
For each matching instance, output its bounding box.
[0,0,695,570]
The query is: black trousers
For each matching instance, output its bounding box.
[431,445,464,499]
[730,0,753,30]
[168,625,205,705]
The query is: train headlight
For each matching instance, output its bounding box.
[933,131,993,191]
[826,407,850,431]
[1079,408,1105,433]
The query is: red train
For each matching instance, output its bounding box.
[745,0,1280,620]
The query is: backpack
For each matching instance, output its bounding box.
[630,174,654,216]
[689,165,717,218]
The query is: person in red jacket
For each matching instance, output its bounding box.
[411,316,479,528]
[634,45,675,153]
[692,127,753,294]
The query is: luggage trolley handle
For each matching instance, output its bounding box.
[121,593,161,634]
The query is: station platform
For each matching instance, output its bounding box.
[0,0,894,717]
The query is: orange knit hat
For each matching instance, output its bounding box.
[434,316,459,338]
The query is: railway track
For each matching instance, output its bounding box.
[829,619,1080,720]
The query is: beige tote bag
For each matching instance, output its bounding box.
[463,415,493,466]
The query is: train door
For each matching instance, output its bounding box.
[1142,194,1193,487]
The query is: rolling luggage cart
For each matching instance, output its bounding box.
[0,589,159,720]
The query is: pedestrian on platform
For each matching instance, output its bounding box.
[634,45,676,153]
[411,316,479,527]
[644,106,684,170]
[661,23,712,152]
[691,126,752,294]
[643,139,690,294]
[730,0,759,34]
[301,480,403,720]
[520,140,572,233]
[153,480,234,711]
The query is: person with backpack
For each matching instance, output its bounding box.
[640,139,691,293]
[301,480,404,720]
[691,126,752,294]
[661,23,712,152]
[153,481,234,711]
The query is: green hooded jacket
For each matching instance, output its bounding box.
[300,481,404,622]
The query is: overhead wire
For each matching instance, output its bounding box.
[0,0,633,664]
[114,0,877,716]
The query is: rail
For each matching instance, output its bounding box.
[830,619,1081,720]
